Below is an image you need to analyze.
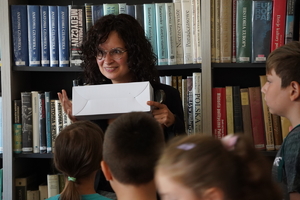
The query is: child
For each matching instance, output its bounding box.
[101,112,165,200]
[261,41,300,200]
[155,134,281,200]
[47,121,112,200]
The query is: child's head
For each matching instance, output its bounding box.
[266,41,300,88]
[155,134,281,200]
[102,112,165,185]
[53,120,104,200]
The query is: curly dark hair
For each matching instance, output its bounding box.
[80,14,159,85]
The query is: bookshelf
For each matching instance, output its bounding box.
[0,0,211,199]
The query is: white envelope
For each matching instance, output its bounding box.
[72,81,153,120]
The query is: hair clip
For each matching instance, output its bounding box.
[177,143,196,151]
[221,135,239,151]
[68,176,76,182]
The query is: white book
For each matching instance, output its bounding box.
[118,3,127,14]
[181,0,193,64]
[31,91,40,153]
[173,0,184,64]
[192,72,202,134]
[54,99,63,136]
[159,76,166,84]
[181,78,188,133]
[155,3,168,65]
[165,3,177,65]
[47,174,59,198]
[195,0,202,63]
[191,0,197,63]
[165,75,172,86]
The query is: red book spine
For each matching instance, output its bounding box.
[271,0,287,51]
[248,87,266,150]
[212,87,227,139]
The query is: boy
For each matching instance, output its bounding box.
[261,41,300,200]
[101,112,165,200]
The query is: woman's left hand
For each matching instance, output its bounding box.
[147,101,175,127]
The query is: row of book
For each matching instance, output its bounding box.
[211,76,291,151]
[10,0,201,68]
[214,0,300,63]
[13,92,71,154]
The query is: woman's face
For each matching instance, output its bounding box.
[96,31,133,84]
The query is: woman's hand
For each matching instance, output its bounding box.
[147,101,175,127]
[57,89,77,122]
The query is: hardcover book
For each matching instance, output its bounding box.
[48,6,59,67]
[212,87,227,139]
[271,0,287,51]
[15,174,37,200]
[285,0,297,44]
[181,0,193,64]
[27,5,41,66]
[220,0,232,63]
[45,91,52,153]
[119,3,127,14]
[40,5,50,66]
[13,100,22,154]
[91,5,103,25]
[134,4,144,29]
[232,0,237,62]
[38,92,47,153]
[126,5,135,18]
[272,114,283,150]
[186,76,194,134]
[31,91,40,153]
[11,5,29,66]
[195,0,202,63]
[214,0,220,63]
[193,72,202,134]
[50,99,57,152]
[84,3,93,31]
[232,86,243,133]
[57,6,70,67]
[155,3,168,65]
[47,174,59,198]
[21,92,33,153]
[173,0,184,64]
[225,86,234,135]
[240,88,253,142]
[103,4,119,15]
[143,3,157,57]
[165,3,177,65]
[251,1,272,63]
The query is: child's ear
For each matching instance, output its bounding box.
[290,81,300,101]
[202,187,224,200]
[101,161,113,181]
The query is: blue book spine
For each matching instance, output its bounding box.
[91,5,103,25]
[40,5,50,66]
[11,5,29,66]
[48,6,59,67]
[143,4,157,58]
[58,6,70,67]
[155,3,168,65]
[45,92,52,153]
[126,5,135,18]
[27,5,41,66]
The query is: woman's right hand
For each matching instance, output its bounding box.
[57,89,77,122]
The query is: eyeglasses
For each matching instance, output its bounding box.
[96,48,127,60]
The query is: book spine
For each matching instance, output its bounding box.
[232,0,237,62]
[240,88,253,142]
[47,174,59,197]
[126,5,135,18]
[103,4,119,15]
[195,0,201,63]
[271,0,287,51]
[181,78,188,133]
[48,6,59,67]
[143,4,157,58]
[191,0,197,63]
[31,91,40,153]
[40,5,50,67]
[212,87,227,138]
[285,0,296,44]
[192,72,202,134]
[186,76,193,134]
[272,114,283,150]
[236,0,252,63]
[232,86,243,133]
[21,92,33,153]
[225,86,234,135]
[119,3,127,14]
[181,0,193,64]
[165,3,177,65]
[155,3,168,65]
[54,100,63,136]
[13,100,22,154]
[177,75,183,99]
[214,0,220,63]
[27,5,41,66]
[11,5,29,66]
[45,92,52,153]
[50,100,57,152]
[173,1,184,64]
[134,4,144,29]
[211,0,216,63]
[172,76,178,89]
[280,116,292,139]
[84,3,93,31]
[251,1,272,63]
[57,6,70,67]
[69,5,85,67]
[220,0,232,63]
[91,5,103,25]
[38,92,47,153]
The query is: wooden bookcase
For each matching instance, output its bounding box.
[0,0,211,199]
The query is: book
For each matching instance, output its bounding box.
[48,6,59,67]
[47,174,59,198]
[57,6,69,67]
[11,5,29,66]
[39,184,48,200]
[270,0,287,51]
[118,3,127,14]
[31,91,40,153]
[159,76,166,84]
[68,5,85,67]
[38,92,47,153]
[44,92,52,153]
[211,0,216,63]
[165,75,172,86]
[212,87,227,139]
[177,75,183,99]
[225,86,234,135]
[259,75,275,151]
[103,4,119,15]
[27,190,40,200]
[232,0,237,62]
[285,0,297,44]
[194,0,202,63]
[173,0,184,64]
[15,174,37,200]
[91,5,103,25]
[248,87,266,150]
[193,72,202,134]
[54,99,63,136]
[214,0,220,63]
[232,86,243,133]
[27,5,41,67]
[40,5,50,67]
[220,0,232,63]
[272,114,283,150]
[281,116,292,139]
[240,88,253,142]
[181,0,193,64]
[21,92,33,153]
[84,3,93,31]
[172,76,178,89]
[236,0,252,63]
[13,100,22,154]
[126,4,135,18]
[181,78,188,133]
[165,3,177,65]
[50,100,57,152]
[186,75,193,134]
[155,3,168,65]
[143,3,157,57]
[134,4,144,29]
[251,1,272,63]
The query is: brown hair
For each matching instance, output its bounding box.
[156,134,281,200]
[103,112,165,185]
[53,121,104,200]
[266,41,300,87]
